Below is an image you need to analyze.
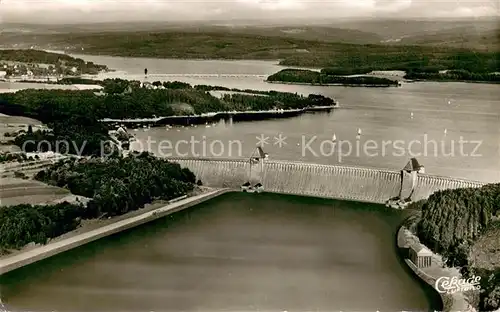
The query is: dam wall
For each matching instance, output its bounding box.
[167,157,486,203]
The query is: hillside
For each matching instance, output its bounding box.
[2,31,497,71]
[2,18,498,51]
[414,184,500,311]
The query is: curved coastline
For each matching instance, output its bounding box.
[1,192,440,311]
[100,105,337,127]
[396,217,478,312]
[0,188,231,276]
[395,219,446,311]
[266,80,399,87]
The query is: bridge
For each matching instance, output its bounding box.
[144,74,268,79]
[166,157,486,204]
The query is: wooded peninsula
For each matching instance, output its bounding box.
[266,69,400,86]
[408,184,500,311]
[0,78,336,156]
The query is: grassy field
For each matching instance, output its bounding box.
[0,178,71,207]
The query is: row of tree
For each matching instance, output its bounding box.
[412,183,500,311]
[0,79,336,156]
[405,70,500,82]
[35,152,196,217]
[0,153,197,250]
[0,152,39,163]
[266,69,399,86]
[1,79,336,120]
[0,202,84,250]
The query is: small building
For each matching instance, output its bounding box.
[254,183,264,193]
[409,243,433,268]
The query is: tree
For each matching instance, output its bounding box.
[485,286,500,310]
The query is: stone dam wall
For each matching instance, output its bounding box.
[167,157,486,203]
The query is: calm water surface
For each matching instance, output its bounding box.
[0,193,440,311]
[69,55,500,183]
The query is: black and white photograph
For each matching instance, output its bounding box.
[0,0,499,311]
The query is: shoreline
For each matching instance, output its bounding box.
[66,50,284,63]
[0,188,230,276]
[396,219,478,312]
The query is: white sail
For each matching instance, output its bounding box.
[357,128,362,135]
[332,133,337,142]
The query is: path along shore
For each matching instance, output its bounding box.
[0,188,230,276]
[397,224,478,312]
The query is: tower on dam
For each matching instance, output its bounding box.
[386,158,425,209]
[241,146,268,193]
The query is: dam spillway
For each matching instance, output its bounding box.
[166,157,486,203]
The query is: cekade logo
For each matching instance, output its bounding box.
[435,275,481,294]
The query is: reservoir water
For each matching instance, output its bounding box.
[0,193,441,311]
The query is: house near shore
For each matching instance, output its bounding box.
[409,243,433,268]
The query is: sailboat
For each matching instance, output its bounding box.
[332,133,337,142]
[410,112,414,118]
[444,128,448,135]
[357,128,362,136]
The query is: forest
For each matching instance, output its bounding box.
[266,69,399,86]
[413,183,500,311]
[0,153,197,251]
[20,31,498,71]
[404,69,500,82]
[0,79,335,156]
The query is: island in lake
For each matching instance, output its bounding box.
[266,68,401,87]
[266,67,499,86]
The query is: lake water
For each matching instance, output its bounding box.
[0,193,441,311]
[64,54,500,183]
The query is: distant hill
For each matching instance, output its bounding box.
[0,23,383,45]
[397,27,499,51]
[328,18,499,50]
[1,18,498,52]
[328,18,499,39]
